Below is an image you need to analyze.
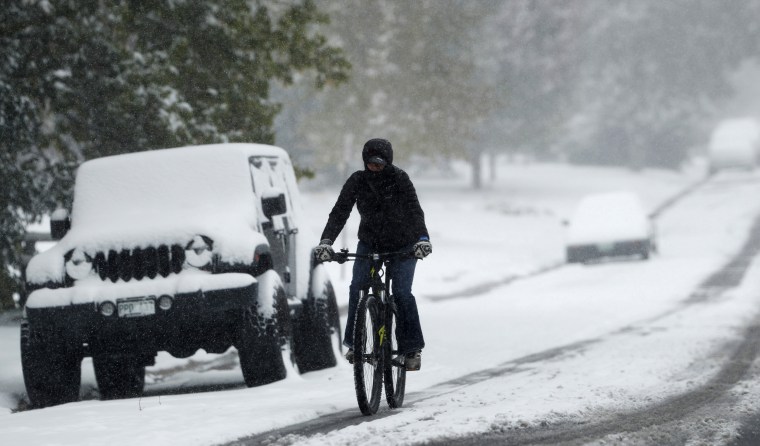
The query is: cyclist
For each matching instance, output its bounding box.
[313,138,432,371]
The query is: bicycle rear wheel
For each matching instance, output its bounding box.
[383,301,406,408]
[353,292,383,415]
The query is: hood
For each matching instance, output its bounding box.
[25,213,268,285]
[362,138,394,166]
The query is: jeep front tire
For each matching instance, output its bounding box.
[294,274,341,372]
[20,321,82,408]
[236,271,289,386]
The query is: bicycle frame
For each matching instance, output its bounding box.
[332,249,411,414]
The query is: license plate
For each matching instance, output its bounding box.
[597,242,615,253]
[117,298,156,318]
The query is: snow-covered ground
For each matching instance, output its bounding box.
[3,159,760,445]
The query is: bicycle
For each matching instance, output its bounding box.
[330,248,412,415]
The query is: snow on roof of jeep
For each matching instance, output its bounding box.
[73,143,286,225]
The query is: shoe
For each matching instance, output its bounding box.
[391,354,405,367]
[405,350,421,371]
[345,349,354,364]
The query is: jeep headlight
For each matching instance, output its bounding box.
[65,248,94,280]
[185,235,214,268]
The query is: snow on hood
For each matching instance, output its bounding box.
[709,118,760,163]
[710,117,760,149]
[566,191,650,245]
[26,144,284,284]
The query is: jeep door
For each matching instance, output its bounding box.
[249,156,299,297]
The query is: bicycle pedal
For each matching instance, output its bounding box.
[404,351,422,371]
[406,363,421,371]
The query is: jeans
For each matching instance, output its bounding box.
[343,240,425,355]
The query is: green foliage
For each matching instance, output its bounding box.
[0,268,19,310]
[0,0,348,301]
[1,2,70,273]
[293,166,315,181]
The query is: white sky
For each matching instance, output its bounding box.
[2,158,760,445]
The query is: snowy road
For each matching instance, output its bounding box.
[3,163,760,446]
[228,206,760,445]
[225,172,760,445]
[442,217,760,445]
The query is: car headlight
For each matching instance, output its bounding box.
[185,235,214,268]
[65,248,94,280]
[99,301,116,317]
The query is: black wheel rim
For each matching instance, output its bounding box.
[384,304,406,408]
[353,295,383,415]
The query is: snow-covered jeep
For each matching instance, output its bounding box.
[22,143,341,408]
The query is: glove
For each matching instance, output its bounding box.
[313,239,335,262]
[413,238,432,259]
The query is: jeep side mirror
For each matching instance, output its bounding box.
[262,193,287,219]
[50,209,71,240]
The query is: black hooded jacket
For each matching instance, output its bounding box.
[320,141,429,251]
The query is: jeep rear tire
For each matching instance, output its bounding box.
[93,356,146,400]
[20,321,82,408]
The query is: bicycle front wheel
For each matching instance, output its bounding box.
[353,293,383,415]
[384,301,406,408]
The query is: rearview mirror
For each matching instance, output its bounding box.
[50,209,71,240]
[262,193,287,219]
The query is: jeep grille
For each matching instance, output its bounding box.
[93,245,185,282]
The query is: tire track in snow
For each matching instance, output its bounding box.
[223,338,603,446]
[423,262,565,302]
[441,324,760,446]
[431,213,760,445]
[226,210,760,446]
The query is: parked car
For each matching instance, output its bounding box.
[564,191,656,263]
[22,143,341,408]
[708,117,760,173]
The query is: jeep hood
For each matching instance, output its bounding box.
[26,145,275,284]
[26,214,268,285]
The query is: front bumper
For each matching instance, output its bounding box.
[24,272,257,357]
[567,239,650,262]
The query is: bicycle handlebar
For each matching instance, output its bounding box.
[330,248,414,264]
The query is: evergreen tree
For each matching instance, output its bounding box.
[0,0,349,306]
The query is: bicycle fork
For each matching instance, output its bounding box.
[378,324,386,347]
[372,266,389,349]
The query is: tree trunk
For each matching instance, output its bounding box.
[341,134,355,179]
[0,268,19,310]
[489,151,497,183]
[470,149,483,189]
